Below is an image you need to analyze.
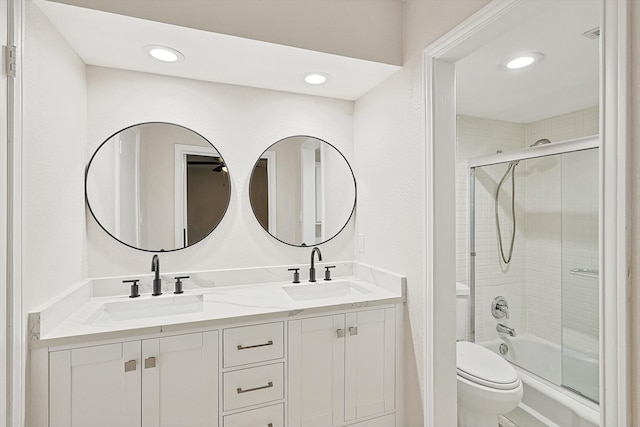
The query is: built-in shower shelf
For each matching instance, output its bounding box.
[569,268,599,279]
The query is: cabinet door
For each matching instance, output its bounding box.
[50,341,141,427]
[288,315,345,427]
[142,331,218,427]
[345,308,395,422]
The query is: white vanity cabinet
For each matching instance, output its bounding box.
[49,331,219,427]
[40,305,401,427]
[288,307,396,427]
[49,341,141,427]
[141,332,219,427]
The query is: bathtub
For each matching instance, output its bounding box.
[482,334,600,427]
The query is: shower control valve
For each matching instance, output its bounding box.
[491,296,510,320]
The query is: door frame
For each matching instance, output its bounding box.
[173,143,220,248]
[4,0,23,426]
[260,150,277,234]
[422,0,630,425]
[1,1,9,425]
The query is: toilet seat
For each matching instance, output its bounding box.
[456,341,520,390]
[457,368,520,390]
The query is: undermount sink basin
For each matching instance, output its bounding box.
[282,281,368,301]
[86,294,204,325]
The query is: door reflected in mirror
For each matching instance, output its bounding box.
[85,122,231,252]
[249,135,356,247]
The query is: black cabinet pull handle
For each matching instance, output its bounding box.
[237,381,273,394]
[237,340,273,351]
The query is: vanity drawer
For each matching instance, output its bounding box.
[223,363,284,411]
[223,403,284,427]
[223,322,284,367]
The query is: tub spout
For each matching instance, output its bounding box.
[497,323,516,337]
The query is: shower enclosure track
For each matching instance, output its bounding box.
[467,134,599,169]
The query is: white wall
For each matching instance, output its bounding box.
[355,61,427,427]
[23,0,88,311]
[353,1,491,425]
[86,66,356,277]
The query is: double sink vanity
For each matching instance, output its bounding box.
[30,262,405,427]
[27,120,404,427]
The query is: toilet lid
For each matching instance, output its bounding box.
[457,341,520,390]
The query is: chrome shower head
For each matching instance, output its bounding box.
[530,138,551,147]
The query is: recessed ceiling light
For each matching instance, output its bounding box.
[145,45,184,63]
[505,53,544,70]
[303,73,330,85]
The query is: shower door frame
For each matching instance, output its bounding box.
[466,135,599,170]
[466,135,600,347]
[422,0,630,426]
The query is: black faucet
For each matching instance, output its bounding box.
[309,247,323,282]
[151,254,162,296]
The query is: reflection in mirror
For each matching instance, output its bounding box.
[86,122,231,252]
[249,136,356,247]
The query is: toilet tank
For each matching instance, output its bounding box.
[456,282,470,341]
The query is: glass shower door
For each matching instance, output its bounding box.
[560,148,599,403]
[468,143,600,403]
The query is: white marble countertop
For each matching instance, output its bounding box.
[30,262,405,346]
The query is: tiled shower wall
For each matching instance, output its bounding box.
[455,116,526,342]
[456,106,599,354]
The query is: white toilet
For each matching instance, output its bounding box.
[455,284,522,427]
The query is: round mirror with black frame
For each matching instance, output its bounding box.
[249,135,356,247]
[85,122,231,252]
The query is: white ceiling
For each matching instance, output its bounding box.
[37,0,600,119]
[45,0,404,66]
[456,0,600,123]
[35,0,401,101]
